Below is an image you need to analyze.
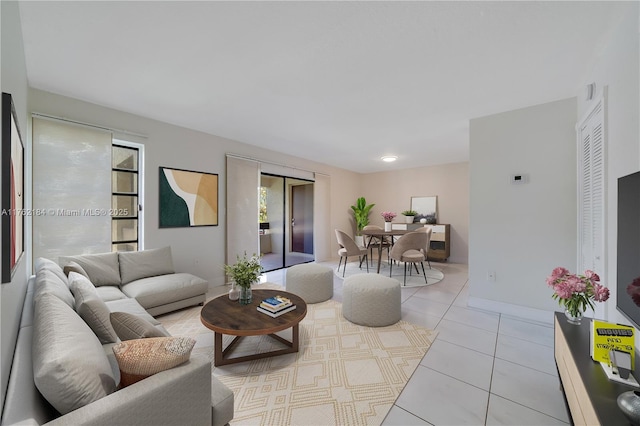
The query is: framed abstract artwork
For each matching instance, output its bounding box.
[159,166,218,228]
[2,92,24,283]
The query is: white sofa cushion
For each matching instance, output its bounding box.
[105,298,162,326]
[59,252,121,286]
[110,311,168,341]
[34,268,75,309]
[35,257,69,285]
[118,246,175,285]
[121,273,208,309]
[69,272,118,344]
[33,293,116,415]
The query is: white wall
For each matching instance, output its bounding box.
[576,5,639,327]
[468,1,639,324]
[469,98,578,322]
[0,0,30,412]
[359,162,469,264]
[29,89,361,287]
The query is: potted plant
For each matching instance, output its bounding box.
[401,210,418,224]
[381,211,396,231]
[350,197,375,245]
[224,252,263,305]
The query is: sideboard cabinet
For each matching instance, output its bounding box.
[554,312,639,425]
[390,223,451,261]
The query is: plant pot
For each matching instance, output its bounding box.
[355,235,364,247]
[384,222,392,232]
[405,216,415,224]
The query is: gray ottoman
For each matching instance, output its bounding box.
[286,263,333,303]
[342,273,401,327]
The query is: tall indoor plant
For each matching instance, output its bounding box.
[350,197,375,239]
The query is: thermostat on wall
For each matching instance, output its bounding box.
[510,174,529,184]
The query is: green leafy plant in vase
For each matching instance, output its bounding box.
[401,210,418,224]
[224,252,263,305]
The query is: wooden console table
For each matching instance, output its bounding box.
[554,312,638,425]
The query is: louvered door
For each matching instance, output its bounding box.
[577,97,606,317]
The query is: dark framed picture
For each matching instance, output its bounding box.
[159,166,219,228]
[2,92,24,283]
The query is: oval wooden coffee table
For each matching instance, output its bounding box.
[200,289,307,366]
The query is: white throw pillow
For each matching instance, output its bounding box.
[118,246,175,285]
[33,294,116,414]
[68,272,118,344]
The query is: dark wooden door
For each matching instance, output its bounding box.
[291,184,313,254]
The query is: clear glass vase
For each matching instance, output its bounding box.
[565,308,583,325]
[239,285,252,305]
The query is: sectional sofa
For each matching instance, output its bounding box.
[1,247,234,425]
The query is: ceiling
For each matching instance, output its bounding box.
[18,1,627,173]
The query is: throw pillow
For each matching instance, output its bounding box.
[33,294,116,414]
[69,272,118,344]
[110,311,168,341]
[62,260,89,278]
[112,337,195,387]
[58,252,121,286]
[35,257,70,285]
[118,246,175,285]
[34,269,75,309]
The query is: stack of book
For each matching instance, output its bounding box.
[257,295,296,317]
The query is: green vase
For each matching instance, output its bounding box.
[239,285,252,305]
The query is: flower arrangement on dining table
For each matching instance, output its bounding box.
[381,211,396,222]
[546,266,610,319]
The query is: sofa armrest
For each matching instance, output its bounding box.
[46,355,212,426]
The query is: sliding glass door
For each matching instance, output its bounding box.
[260,173,314,272]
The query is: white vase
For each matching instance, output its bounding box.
[228,282,239,301]
[384,222,392,232]
[405,216,415,224]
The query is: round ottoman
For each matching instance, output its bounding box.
[342,273,401,327]
[285,263,333,303]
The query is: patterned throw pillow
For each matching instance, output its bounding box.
[110,311,168,341]
[112,337,196,387]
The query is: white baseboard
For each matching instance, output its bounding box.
[467,296,555,326]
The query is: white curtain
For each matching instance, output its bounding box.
[226,155,260,265]
[32,117,112,262]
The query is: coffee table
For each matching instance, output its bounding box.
[200,289,307,366]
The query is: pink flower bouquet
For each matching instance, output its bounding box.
[547,267,610,319]
[381,211,396,222]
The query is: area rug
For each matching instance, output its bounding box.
[335,260,444,288]
[160,290,437,426]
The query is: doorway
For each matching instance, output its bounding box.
[259,174,314,272]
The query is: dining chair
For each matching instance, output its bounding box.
[414,226,433,269]
[335,229,369,277]
[362,225,392,267]
[388,231,428,285]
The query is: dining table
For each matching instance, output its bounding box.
[360,228,410,273]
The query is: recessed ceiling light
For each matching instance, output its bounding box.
[381,156,398,162]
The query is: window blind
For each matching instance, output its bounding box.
[32,117,112,262]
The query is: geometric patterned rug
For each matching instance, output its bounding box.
[160,290,437,425]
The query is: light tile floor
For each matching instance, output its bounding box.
[215,260,570,426]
